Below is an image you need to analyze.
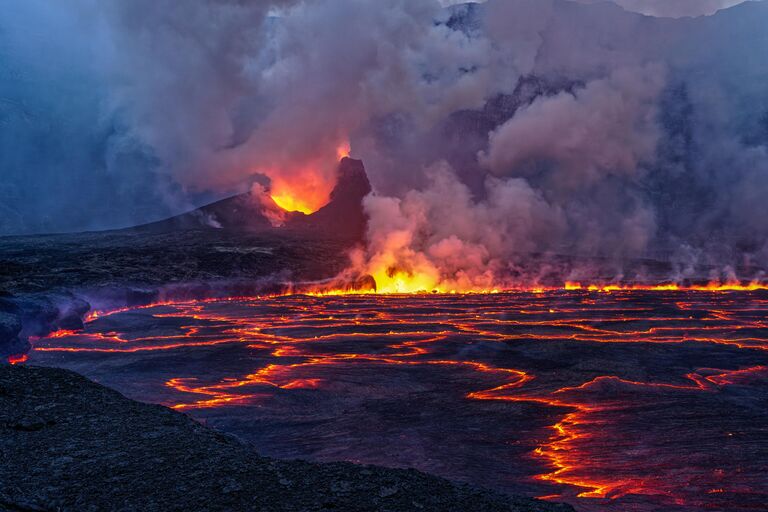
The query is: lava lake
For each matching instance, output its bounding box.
[27,290,768,512]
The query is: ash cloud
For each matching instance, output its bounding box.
[2,0,768,284]
[480,65,664,191]
[573,0,753,18]
[462,0,760,18]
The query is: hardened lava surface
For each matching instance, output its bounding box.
[27,291,768,511]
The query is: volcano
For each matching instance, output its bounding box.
[135,157,372,241]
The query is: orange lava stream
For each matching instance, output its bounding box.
[471,365,768,501]
[306,280,768,296]
[19,289,768,508]
[563,281,768,293]
[7,353,27,365]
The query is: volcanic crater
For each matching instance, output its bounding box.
[3,159,768,512]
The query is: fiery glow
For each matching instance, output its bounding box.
[268,140,352,215]
[367,271,502,294]
[354,247,501,294]
[7,353,27,365]
[24,290,768,511]
[370,267,443,294]
[310,277,768,296]
[563,281,768,293]
[270,173,331,215]
[335,140,351,160]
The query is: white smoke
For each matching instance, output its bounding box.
[359,162,567,291]
[448,0,761,18]
[2,0,768,285]
[480,65,665,191]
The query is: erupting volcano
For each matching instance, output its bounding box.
[4,1,768,511]
[268,141,352,214]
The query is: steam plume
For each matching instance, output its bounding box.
[2,0,768,287]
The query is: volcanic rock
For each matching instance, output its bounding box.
[0,364,573,512]
[0,312,20,341]
[0,312,21,356]
[0,158,372,351]
[289,157,372,241]
[135,157,372,241]
[0,227,363,357]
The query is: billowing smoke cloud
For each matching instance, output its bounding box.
[480,65,664,190]
[0,0,179,234]
[573,0,753,18]
[460,0,761,18]
[2,0,768,287]
[357,164,567,291]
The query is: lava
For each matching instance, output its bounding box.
[473,366,768,503]
[304,278,768,296]
[20,290,768,511]
[7,353,27,365]
[564,281,768,293]
[270,175,329,214]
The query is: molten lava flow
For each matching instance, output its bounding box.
[305,276,768,296]
[497,366,768,504]
[304,278,762,296]
[23,290,768,511]
[370,266,443,294]
[564,281,768,293]
[7,353,27,364]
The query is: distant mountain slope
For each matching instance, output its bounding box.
[132,158,372,241]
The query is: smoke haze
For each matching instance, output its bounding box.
[1,0,768,286]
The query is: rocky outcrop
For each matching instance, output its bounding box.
[0,227,363,357]
[0,307,22,357]
[289,157,372,241]
[0,291,93,358]
[133,157,372,241]
[0,365,573,512]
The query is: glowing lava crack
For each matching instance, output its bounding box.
[23,290,768,512]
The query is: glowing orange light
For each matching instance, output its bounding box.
[270,188,319,215]
[7,353,27,365]
[336,140,351,160]
[268,140,351,215]
[300,278,768,296]
[269,171,332,215]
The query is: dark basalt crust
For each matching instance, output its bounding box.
[0,365,573,512]
[0,230,358,356]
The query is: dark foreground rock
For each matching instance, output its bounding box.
[0,365,573,512]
